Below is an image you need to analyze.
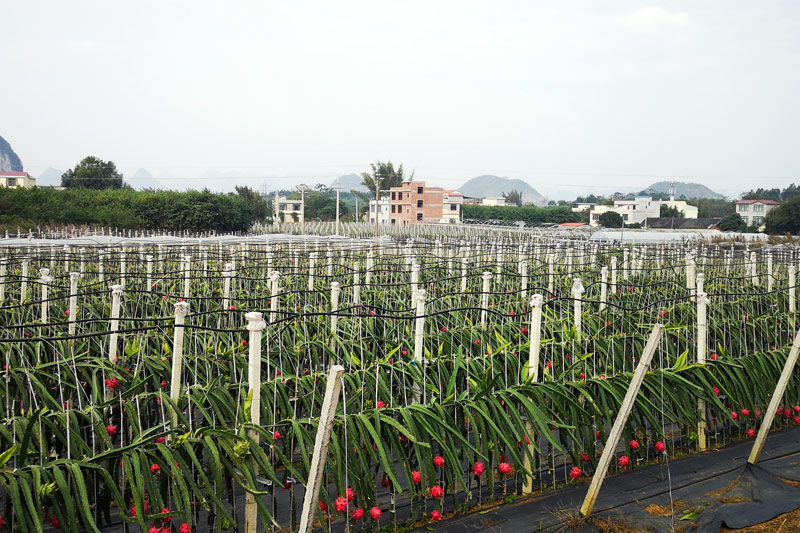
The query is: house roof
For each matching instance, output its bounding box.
[444,190,464,196]
[560,222,587,227]
[736,199,778,205]
[0,171,29,177]
[643,217,723,230]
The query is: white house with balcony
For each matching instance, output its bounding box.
[368,198,390,224]
[273,195,304,224]
[441,190,463,223]
[736,199,778,227]
[589,196,660,226]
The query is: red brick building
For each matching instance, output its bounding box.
[388,181,445,224]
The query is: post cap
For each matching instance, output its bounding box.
[174,301,190,317]
[245,311,267,331]
[530,294,544,307]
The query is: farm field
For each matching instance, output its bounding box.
[1,227,799,532]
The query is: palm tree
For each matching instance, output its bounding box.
[361,161,412,234]
[502,189,523,207]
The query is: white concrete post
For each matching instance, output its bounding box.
[326,249,334,278]
[330,282,341,336]
[98,251,105,283]
[600,266,608,311]
[622,249,629,281]
[146,255,153,292]
[547,253,554,294]
[353,271,361,307]
[789,265,796,328]
[767,253,774,292]
[580,325,666,517]
[298,365,346,533]
[169,301,191,427]
[308,251,317,291]
[79,248,86,276]
[481,271,492,329]
[68,273,79,336]
[572,277,585,343]
[610,256,617,296]
[222,263,234,310]
[365,250,373,286]
[202,247,208,277]
[461,257,468,292]
[269,271,280,322]
[40,268,53,324]
[20,259,29,304]
[108,285,123,363]
[520,260,528,299]
[182,255,191,300]
[119,249,127,286]
[0,258,6,302]
[63,245,71,274]
[413,289,426,365]
[244,311,267,533]
[528,294,544,382]
[750,251,759,286]
[158,244,164,272]
[697,289,710,451]
[411,262,420,309]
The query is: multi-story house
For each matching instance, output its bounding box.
[736,200,778,227]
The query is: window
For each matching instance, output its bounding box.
[753,204,764,212]
[391,192,396,200]
[391,219,396,224]
[6,178,16,187]
[739,204,749,212]
[416,213,423,221]
[391,205,396,213]
[293,204,300,211]
[753,216,763,224]
[417,187,423,194]
[623,214,629,221]
[406,192,409,198]
[450,204,457,211]
[417,200,423,208]
[742,215,749,224]
[592,214,599,221]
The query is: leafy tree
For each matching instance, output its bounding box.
[765,196,800,234]
[719,212,746,232]
[693,198,735,218]
[502,189,523,207]
[61,156,124,189]
[598,211,624,228]
[234,186,270,220]
[361,161,408,198]
[660,204,683,218]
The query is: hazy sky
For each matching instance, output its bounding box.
[2,1,798,198]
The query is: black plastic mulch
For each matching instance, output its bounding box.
[416,426,800,532]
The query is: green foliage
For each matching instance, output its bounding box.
[719,212,746,232]
[598,211,623,228]
[742,183,800,203]
[0,187,256,232]
[502,189,523,207]
[361,161,408,199]
[461,205,581,224]
[693,198,735,218]
[660,204,683,218]
[765,196,800,235]
[61,156,124,189]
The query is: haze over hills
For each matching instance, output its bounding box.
[127,168,162,190]
[459,175,547,205]
[644,181,724,199]
[0,134,23,172]
[330,173,368,193]
[37,167,65,186]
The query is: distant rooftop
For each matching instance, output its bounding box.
[0,171,29,177]
[736,199,778,205]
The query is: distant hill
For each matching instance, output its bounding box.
[331,173,368,193]
[459,175,546,205]
[127,168,162,190]
[0,134,23,172]
[37,167,65,186]
[645,181,724,199]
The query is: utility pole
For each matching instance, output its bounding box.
[335,177,341,235]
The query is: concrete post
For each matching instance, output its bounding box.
[572,277,585,343]
[68,273,79,336]
[108,285,123,363]
[481,271,492,329]
[40,268,53,324]
[169,301,191,427]
[600,266,608,311]
[330,282,341,336]
[244,311,267,533]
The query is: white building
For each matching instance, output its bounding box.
[589,196,660,226]
[368,198,391,224]
[441,190,464,223]
[482,197,506,207]
[0,171,36,188]
[273,195,304,224]
[736,199,778,227]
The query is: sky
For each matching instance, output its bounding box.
[1,1,799,199]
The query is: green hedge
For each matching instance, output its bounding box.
[0,187,256,233]
[462,204,585,224]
